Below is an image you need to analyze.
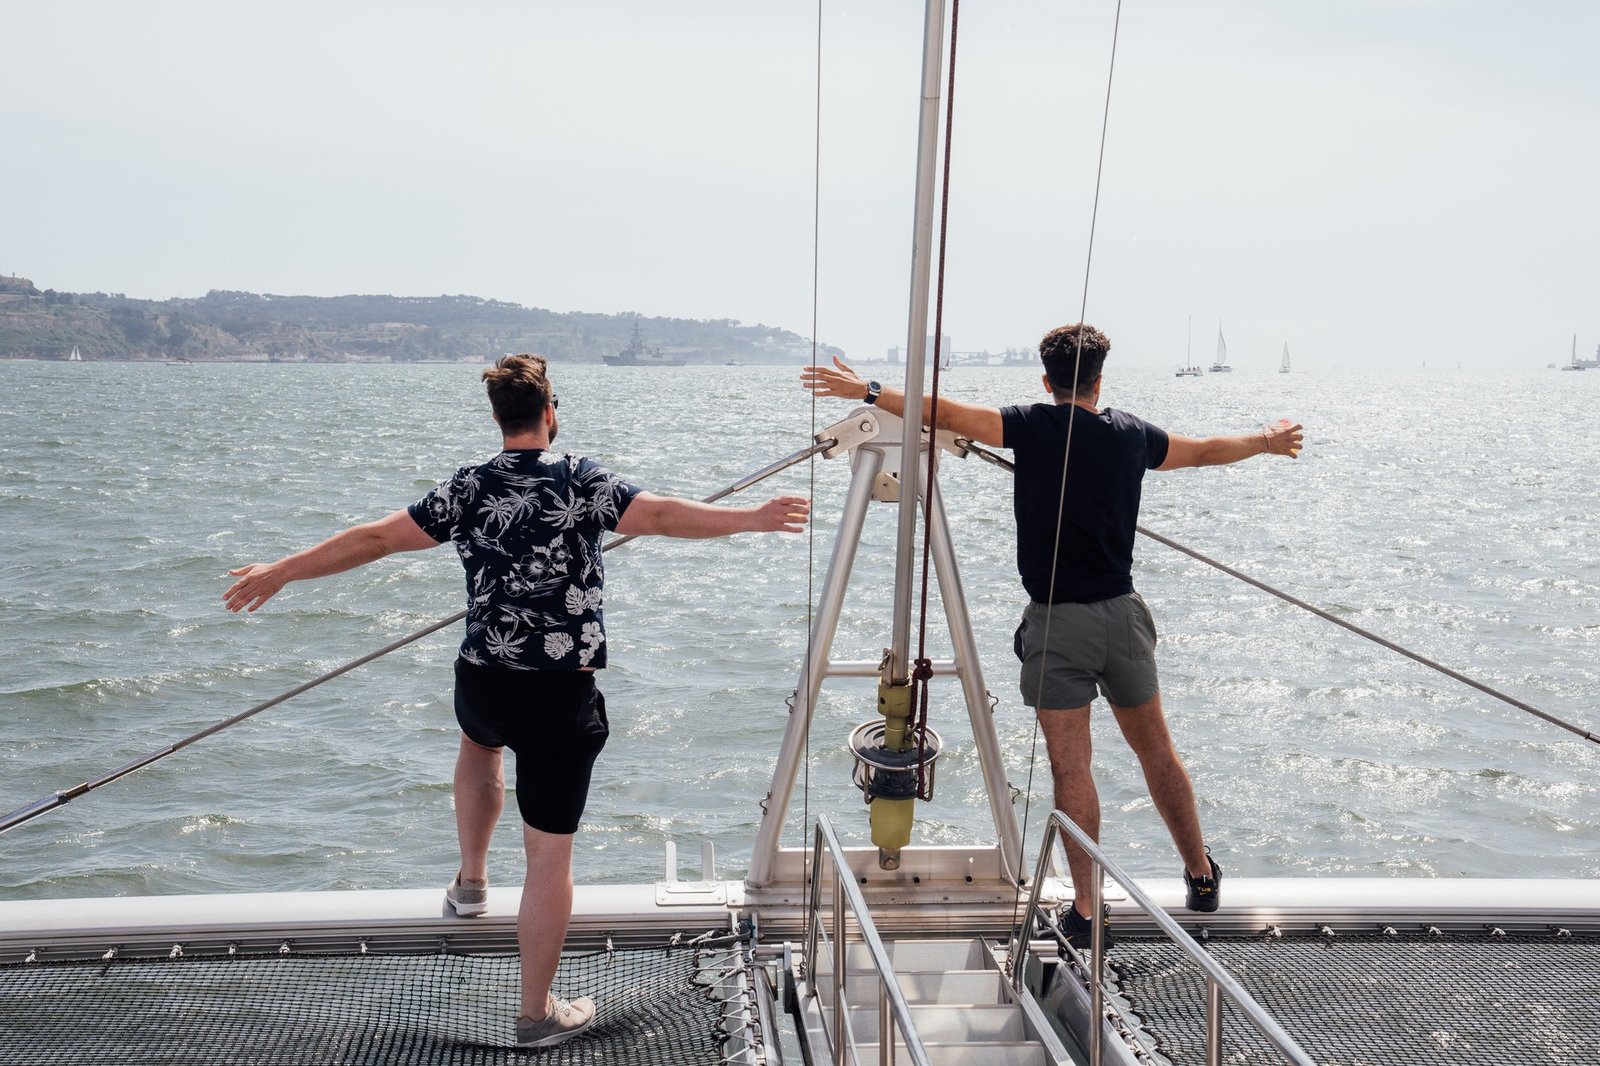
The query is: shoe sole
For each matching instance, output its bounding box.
[516,1016,595,1049]
[446,895,488,917]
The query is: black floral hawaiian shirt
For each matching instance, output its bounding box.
[409,449,641,670]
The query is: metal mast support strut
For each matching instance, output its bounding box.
[746,409,1023,889]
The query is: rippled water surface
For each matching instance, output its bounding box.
[2,360,1596,899]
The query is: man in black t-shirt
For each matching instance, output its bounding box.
[226,354,808,1048]
[803,324,1302,941]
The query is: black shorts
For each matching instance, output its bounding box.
[453,658,610,835]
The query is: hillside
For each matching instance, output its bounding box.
[0,275,843,364]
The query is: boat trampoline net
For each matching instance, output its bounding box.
[1109,930,1600,1065]
[0,932,750,1064]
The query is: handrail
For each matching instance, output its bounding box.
[1010,810,1317,1066]
[0,439,832,837]
[804,815,932,1066]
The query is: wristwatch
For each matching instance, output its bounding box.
[864,380,882,406]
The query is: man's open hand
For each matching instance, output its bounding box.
[800,356,868,401]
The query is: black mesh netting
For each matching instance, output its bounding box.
[0,939,742,1064]
[1108,932,1600,1066]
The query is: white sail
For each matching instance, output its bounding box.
[1209,325,1232,372]
[1280,343,1291,373]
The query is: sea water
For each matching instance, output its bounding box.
[1,360,1596,899]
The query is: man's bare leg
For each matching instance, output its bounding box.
[1035,705,1101,919]
[1109,692,1211,878]
[454,735,504,883]
[518,824,575,1021]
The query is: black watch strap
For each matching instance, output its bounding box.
[864,380,882,405]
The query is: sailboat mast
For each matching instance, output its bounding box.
[888,0,949,684]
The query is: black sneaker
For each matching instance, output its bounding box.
[1057,903,1114,950]
[1184,853,1222,913]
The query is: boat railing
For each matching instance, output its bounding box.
[1010,809,1317,1066]
[804,814,933,1066]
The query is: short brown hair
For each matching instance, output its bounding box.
[482,354,554,434]
[1039,323,1111,397]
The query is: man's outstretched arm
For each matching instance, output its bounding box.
[613,494,810,539]
[801,356,1004,447]
[1157,419,1303,470]
[224,508,441,613]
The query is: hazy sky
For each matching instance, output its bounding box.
[4,1,1596,369]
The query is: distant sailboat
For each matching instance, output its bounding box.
[67,346,82,362]
[1175,316,1202,377]
[1209,325,1232,373]
[1560,333,1584,371]
[1279,343,1291,374]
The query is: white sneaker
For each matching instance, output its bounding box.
[444,875,487,917]
[516,996,596,1048]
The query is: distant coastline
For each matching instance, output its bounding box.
[0,274,843,366]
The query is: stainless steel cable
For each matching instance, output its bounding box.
[1014,0,1128,905]
[0,441,834,836]
[963,438,1598,746]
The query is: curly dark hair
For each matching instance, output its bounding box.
[482,354,554,434]
[1039,323,1111,398]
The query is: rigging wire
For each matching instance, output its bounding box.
[0,444,832,837]
[0,612,463,835]
[1133,525,1600,745]
[961,437,1598,746]
[1012,0,1128,896]
[801,0,826,864]
[911,0,962,796]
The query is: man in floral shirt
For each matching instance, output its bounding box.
[410,443,639,671]
[225,354,807,1049]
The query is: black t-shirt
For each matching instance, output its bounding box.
[999,403,1169,605]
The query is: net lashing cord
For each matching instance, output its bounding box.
[0,441,833,836]
[0,931,749,1065]
[961,437,1598,746]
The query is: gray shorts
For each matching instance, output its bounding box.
[1015,592,1160,709]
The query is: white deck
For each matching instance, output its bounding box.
[5,877,1596,963]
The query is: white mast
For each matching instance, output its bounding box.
[887,0,949,685]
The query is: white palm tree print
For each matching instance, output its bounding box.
[411,452,639,670]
